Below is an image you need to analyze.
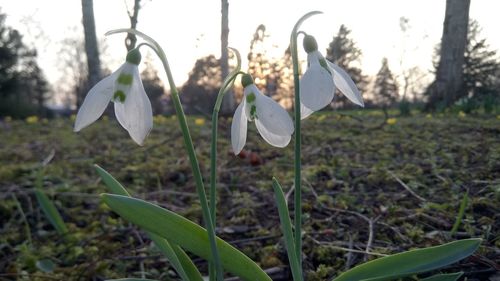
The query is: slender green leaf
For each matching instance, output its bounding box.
[333,239,480,281]
[272,178,303,281]
[421,272,463,281]
[34,189,67,235]
[95,165,202,281]
[94,164,130,196]
[101,194,272,281]
[149,233,202,281]
[106,279,158,281]
[451,192,468,236]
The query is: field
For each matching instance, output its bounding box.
[0,112,499,280]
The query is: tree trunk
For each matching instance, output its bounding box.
[425,0,470,110]
[81,0,102,106]
[220,0,235,115]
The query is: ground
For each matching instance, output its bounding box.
[0,111,499,280]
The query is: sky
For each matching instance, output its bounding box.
[1,0,499,105]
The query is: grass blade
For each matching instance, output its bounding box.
[450,191,468,236]
[34,170,67,235]
[333,239,480,281]
[272,178,303,281]
[101,194,272,281]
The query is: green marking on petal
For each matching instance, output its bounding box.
[319,58,332,75]
[113,90,126,103]
[250,105,257,119]
[246,92,256,103]
[117,73,133,85]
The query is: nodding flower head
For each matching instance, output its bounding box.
[231,73,294,155]
[300,34,364,119]
[74,48,153,145]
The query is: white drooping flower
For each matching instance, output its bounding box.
[300,34,364,119]
[74,48,153,145]
[231,74,294,155]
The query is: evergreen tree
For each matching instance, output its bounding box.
[463,19,500,102]
[0,11,49,118]
[374,58,399,108]
[326,25,368,99]
[180,55,221,114]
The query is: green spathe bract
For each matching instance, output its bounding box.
[101,194,272,281]
[332,239,480,281]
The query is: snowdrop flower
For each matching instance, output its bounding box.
[231,74,294,154]
[300,34,364,119]
[74,48,153,145]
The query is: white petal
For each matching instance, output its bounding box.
[300,102,315,120]
[299,63,335,113]
[114,101,127,130]
[74,74,116,132]
[255,119,291,148]
[119,67,153,145]
[254,92,294,136]
[327,61,364,107]
[231,101,247,154]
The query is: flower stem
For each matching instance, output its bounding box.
[290,11,322,270]
[209,51,242,281]
[107,29,224,281]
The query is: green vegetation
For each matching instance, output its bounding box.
[0,112,498,280]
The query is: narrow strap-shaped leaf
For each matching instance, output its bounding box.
[101,194,272,281]
[106,279,158,281]
[34,189,68,235]
[95,165,202,281]
[420,272,463,281]
[34,169,68,236]
[149,233,202,281]
[450,192,468,236]
[333,239,480,281]
[94,164,130,196]
[272,178,303,281]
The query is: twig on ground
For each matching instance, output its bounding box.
[387,170,427,202]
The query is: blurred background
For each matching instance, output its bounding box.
[0,0,499,118]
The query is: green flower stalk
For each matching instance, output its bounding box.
[106,28,224,281]
[290,11,322,269]
[209,47,242,281]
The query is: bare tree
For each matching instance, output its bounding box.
[81,0,102,105]
[220,0,235,115]
[425,0,470,110]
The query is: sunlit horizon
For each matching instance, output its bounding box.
[1,0,499,106]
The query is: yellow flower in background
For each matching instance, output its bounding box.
[496,115,500,120]
[195,118,205,126]
[70,114,76,121]
[154,115,167,124]
[26,116,39,124]
[458,111,466,118]
[426,114,432,119]
[386,118,397,125]
[4,116,12,122]
[317,115,327,122]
